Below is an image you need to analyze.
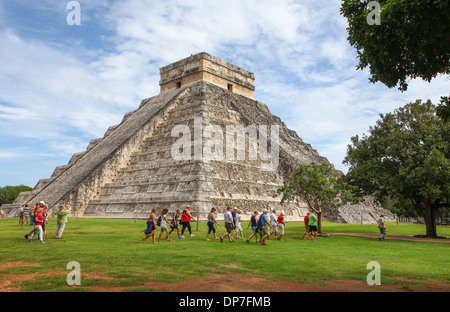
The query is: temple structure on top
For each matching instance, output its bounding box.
[159,52,255,99]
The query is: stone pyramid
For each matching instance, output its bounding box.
[4,53,328,220]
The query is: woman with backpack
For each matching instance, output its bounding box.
[142,208,157,244]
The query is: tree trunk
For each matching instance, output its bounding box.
[424,201,437,238]
[317,211,323,234]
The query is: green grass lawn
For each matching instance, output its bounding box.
[0,217,449,292]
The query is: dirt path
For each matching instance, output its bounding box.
[1,261,448,292]
[330,233,449,243]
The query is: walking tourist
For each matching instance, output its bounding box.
[220,207,234,243]
[18,205,24,226]
[302,212,311,240]
[206,207,220,241]
[269,209,278,239]
[25,208,45,244]
[308,212,319,240]
[23,204,30,226]
[142,208,157,244]
[180,205,196,238]
[378,214,386,241]
[277,212,287,241]
[158,208,172,242]
[258,209,272,245]
[232,209,245,240]
[246,211,259,243]
[169,209,181,239]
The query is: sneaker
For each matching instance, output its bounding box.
[24,234,29,240]
[190,234,195,237]
[180,235,185,239]
[220,237,223,243]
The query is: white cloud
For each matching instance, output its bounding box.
[0,151,20,159]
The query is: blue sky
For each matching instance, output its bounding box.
[0,0,448,187]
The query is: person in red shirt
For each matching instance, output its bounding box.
[25,208,46,243]
[277,212,287,241]
[302,212,311,240]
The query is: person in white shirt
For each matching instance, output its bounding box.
[232,209,245,240]
[220,207,234,243]
[269,210,278,239]
[158,208,172,242]
[378,214,386,241]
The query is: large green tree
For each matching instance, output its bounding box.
[340,0,450,92]
[344,100,450,237]
[276,161,355,234]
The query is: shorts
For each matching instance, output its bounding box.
[278,223,285,235]
[225,222,233,233]
[235,224,243,232]
[309,225,317,232]
[160,226,168,232]
[271,225,278,233]
[304,225,309,231]
[170,221,179,230]
[251,225,257,232]
[261,225,270,236]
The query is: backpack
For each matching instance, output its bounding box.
[181,210,190,223]
[255,214,264,232]
[157,216,162,226]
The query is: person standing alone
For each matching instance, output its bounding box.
[378,214,386,241]
[55,205,70,239]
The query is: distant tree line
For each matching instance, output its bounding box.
[0,185,33,205]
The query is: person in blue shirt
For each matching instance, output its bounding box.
[258,209,272,245]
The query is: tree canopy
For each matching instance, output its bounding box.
[343,99,450,237]
[340,0,450,92]
[0,185,33,206]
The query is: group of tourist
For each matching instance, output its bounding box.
[20,201,71,244]
[14,203,387,244]
[141,205,320,245]
[142,205,198,244]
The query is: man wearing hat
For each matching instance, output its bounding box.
[55,205,71,239]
